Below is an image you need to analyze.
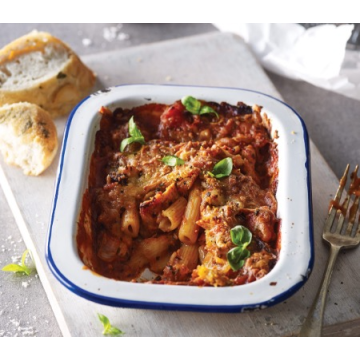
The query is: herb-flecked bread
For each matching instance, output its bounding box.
[0,30,96,118]
[0,102,58,176]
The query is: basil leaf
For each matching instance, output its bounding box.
[227,247,246,271]
[98,313,124,337]
[181,96,202,115]
[105,326,124,336]
[241,249,251,259]
[120,116,145,152]
[120,136,145,152]
[227,225,252,271]
[227,247,251,271]
[98,313,110,328]
[161,155,185,166]
[227,246,242,262]
[199,105,219,118]
[241,228,252,246]
[182,96,219,118]
[128,116,143,138]
[21,249,29,267]
[230,225,252,247]
[1,264,31,275]
[229,225,244,246]
[2,249,32,275]
[208,157,233,179]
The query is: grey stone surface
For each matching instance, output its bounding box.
[267,71,360,179]
[0,23,359,336]
[0,23,216,55]
[0,185,62,337]
[0,23,216,337]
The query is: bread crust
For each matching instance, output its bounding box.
[0,31,96,118]
[0,102,58,175]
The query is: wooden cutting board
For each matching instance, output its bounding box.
[1,32,359,337]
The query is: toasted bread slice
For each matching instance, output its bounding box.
[0,30,96,118]
[0,102,58,176]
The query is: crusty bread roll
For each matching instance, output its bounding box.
[0,30,96,118]
[0,102,58,176]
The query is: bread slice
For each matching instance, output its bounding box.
[0,102,58,176]
[0,30,96,118]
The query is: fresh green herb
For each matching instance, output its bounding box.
[230,225,252,246]
[98,313,124,337]
[161,155,185,166]
[181,96,202,114]
[1,249,32,275]
[208,157,233,179]
[120,116,145,152]
[181,96,219,118]
[227,225,252,271]
[199,105,219,117]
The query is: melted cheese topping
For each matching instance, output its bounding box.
[77,100,279,286]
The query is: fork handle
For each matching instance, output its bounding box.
[299,244,341,337]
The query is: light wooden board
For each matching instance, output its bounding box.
[1,32,360,337]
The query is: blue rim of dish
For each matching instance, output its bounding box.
[46,84,314,312]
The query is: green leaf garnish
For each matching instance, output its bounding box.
[230,225,252,247]
[199,105,218,117]
[161,155,185,166]
[227,247,249,270]
[181,96,219,118]
[98,313,124,337]
[128,116,143,138]
[1,249,32,275]
[227,225,252,271]
[120,116,145,152]
[208,157,233,179]
[181,96,202,114]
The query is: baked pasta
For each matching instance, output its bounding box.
[77,96,280,286]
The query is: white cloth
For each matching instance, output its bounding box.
[213,23,359,99]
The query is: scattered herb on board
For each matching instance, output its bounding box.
[161,155,185,166]
[1,249,33,275]
[120,116,145,152]
[181,96,219,118]
[98,313,124,337]
[227,225,252,271]
[208,157,233,179]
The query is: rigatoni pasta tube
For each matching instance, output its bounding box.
[140,234,175,261]
[179,244,199,270]
[159,197,187,232]
[139,234,176,273]
[121,200,140,238]
[149,253,172,274]
[179,184,201,245]
[159,183,178,204]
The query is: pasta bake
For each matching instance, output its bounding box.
[77,96,280,287]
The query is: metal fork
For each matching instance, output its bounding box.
[299,164,360,337]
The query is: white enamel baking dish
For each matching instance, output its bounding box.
[46,84,314,312]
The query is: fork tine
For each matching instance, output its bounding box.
[345,165,360,236]
[301,164,360,336]
[334,164,350,205]
[356,212,360,238]
[336,166,359,234]
[346,196,360,236]
[324,164,349,233]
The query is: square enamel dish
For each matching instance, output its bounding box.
[46,84,314,312]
